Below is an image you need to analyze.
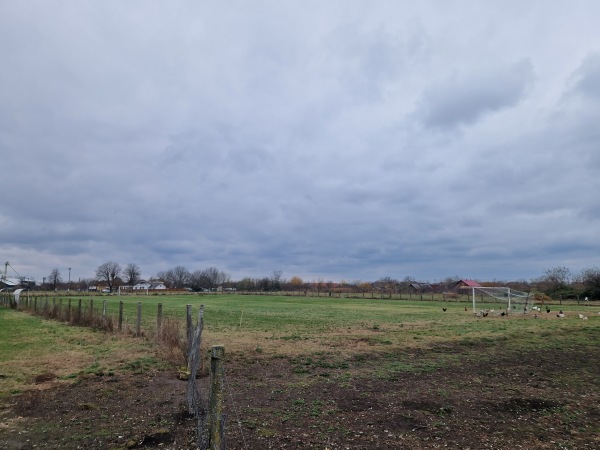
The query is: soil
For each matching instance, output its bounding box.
[1,343,599,450]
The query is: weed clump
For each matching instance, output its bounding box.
[155,318,187,367]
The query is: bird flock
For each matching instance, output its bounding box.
[440,304,597,320]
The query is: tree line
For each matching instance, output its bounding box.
[43,263,231,293]
[533,266,600,300]
[39,264,600,299]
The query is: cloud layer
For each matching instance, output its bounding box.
[1,1,599,283]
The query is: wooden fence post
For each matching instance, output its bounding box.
[118,301,124,331]
[136,302,142,336]
[186,304,193,351]
[185,306,208,449]
[208,345,226,450]
[89,298,94,321]
[102,300,107,326]
[156,303,163,339]
[77,298,82,322]
[67,298,71,322]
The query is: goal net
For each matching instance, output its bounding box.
[470,287,533,314]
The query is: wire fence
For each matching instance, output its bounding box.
[0,292,229,449]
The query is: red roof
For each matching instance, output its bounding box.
[458,279,481,287]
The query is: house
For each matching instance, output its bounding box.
[133,281,151,290]
[133,280,166,290]
[454,279,481,289]
[408,282,433,293]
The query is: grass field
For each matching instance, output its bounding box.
[1,294,599,449]
[4,294,599,388]
[0,308,158,397]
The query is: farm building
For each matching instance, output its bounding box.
[408,282,433,293]
[0,277,20,291]
[454,279,481,289]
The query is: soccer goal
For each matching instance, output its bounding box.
[470,287,533,314]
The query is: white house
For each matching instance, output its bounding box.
[133,281,151,290]
[133,280,167,290]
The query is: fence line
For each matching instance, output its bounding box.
[0,293,202,337]
[1,293,229,448]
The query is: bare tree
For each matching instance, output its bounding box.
[256,277,271,291]
[578,267,600,299]
[123,263,142,287]
[78,278,95,292]
[235,277,257,291]
[155,270,167,283]
[542,266,572,292]
[96,262,122,293]
[164,266,191,289]
[271,270,283,291]
[47,268,61,291]
[190,267,230,291]
[376,277,400,293]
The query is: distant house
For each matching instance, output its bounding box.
[454,279,481,289]
[133,281,151,290]
[0,277,19,290]
[408,282,433,293]
[133,280,166,290]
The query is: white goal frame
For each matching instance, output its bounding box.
[471,287,533,314]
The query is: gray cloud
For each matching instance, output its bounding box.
[1,2,600,283]
[416,59,535,129]
[571,52,600,102]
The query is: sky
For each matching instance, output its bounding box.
[1,1,599,285]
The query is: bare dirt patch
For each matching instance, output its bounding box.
[1,340,599,450]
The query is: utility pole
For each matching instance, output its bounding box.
[2,261,8,283]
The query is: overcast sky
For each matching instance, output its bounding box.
[1,1,599,284]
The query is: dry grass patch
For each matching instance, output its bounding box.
[0,309,159,397]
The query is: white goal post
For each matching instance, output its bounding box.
[471,287,533,314]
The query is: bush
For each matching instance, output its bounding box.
[548,287,579,300]
[156,318,187,366]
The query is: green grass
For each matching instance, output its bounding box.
[0,308,159,397]
[14,294,600,353]
[3,294,599,394]
[17,292,598,332]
